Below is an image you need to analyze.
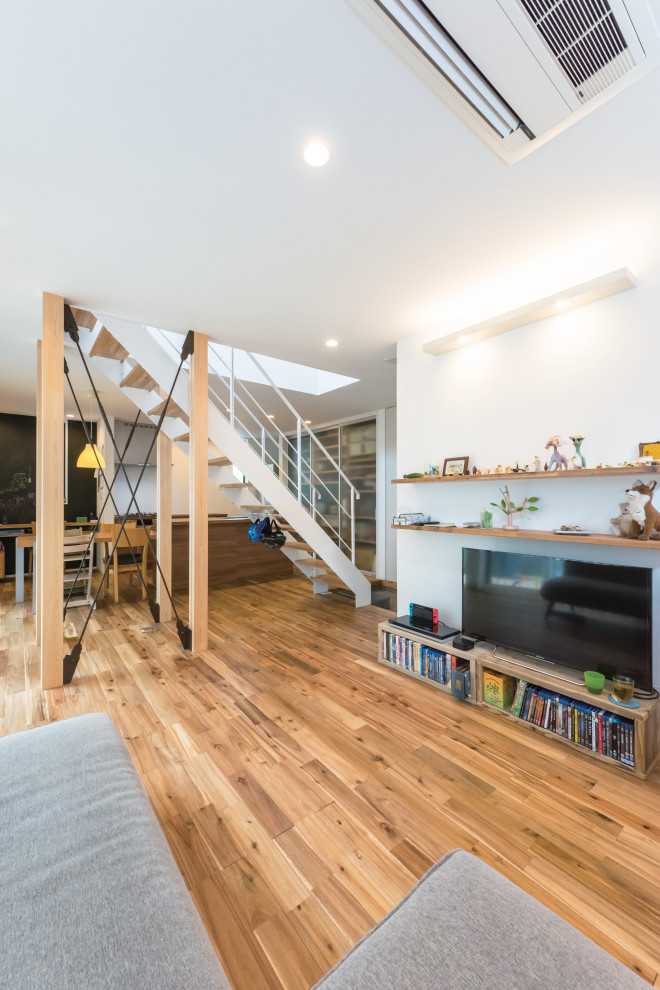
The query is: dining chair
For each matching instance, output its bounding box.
[62,533,95,608]
[101,523,149,603]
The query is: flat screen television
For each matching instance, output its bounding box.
[462,548,654,692]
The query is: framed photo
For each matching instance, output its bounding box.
[639,441,660,459]
[443,456,469,477]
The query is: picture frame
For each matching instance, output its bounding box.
[639,441,660,459]
[443,456,469,477]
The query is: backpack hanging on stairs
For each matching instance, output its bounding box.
[248,516,272,543]
[262,518,286,548]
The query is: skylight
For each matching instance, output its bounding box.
[156,330,358,396]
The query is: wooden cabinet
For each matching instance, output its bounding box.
[378,619,660,778]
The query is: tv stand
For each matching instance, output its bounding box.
[378,620,660,778]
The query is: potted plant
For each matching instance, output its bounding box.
[491,486,539,531]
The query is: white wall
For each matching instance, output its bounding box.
[397,274,660,687]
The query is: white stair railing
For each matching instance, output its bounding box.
[153,329,361,565]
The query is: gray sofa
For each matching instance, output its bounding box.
[0,714,230,990]
[0,714,645,989]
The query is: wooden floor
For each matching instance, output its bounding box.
[2,576,660,988]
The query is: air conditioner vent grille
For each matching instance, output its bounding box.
[519,0,637,101]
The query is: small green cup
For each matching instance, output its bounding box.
[584,670,605,695]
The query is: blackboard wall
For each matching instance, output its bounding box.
[0,412,97,525]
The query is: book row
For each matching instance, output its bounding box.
[381,632,471,695]
[509,679,635,767]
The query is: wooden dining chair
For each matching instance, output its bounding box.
[101,523,149,603]
[63,533,95,608]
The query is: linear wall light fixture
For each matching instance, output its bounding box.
[423,268,636,357]
[371,0,531,139]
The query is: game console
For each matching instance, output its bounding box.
[409,602,439,630]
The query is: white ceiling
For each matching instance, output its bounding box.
[1,0,660,424]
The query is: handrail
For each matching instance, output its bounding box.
[152,328,359,563]
[242,349,359,499]
[207,348,352,516]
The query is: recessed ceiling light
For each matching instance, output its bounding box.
[267,414,275,419]
[458,336,470,344]
[304,420,311,425]
[325,338,338,348]
[304,142,331,167]
[66,413,75,419]
[555,299,570,310]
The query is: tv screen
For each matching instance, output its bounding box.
[462,548,653,692]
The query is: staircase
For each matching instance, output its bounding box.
[72,309,373,607]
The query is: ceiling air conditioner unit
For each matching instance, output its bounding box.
[348,0,660,162]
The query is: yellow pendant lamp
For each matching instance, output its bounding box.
[76,392,106,469]
[77,443,106,469]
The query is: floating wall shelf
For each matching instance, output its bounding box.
[422,268,636,356]
[392,465,659,484]
[391,524,660,550]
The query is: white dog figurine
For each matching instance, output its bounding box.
[610,502,634,538]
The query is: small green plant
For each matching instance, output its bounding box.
[491,485,539,529]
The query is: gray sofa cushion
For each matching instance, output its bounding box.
[0,714,230,990]
[313,848,645,990]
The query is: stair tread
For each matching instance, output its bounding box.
[148,398,187,419]
[313,574,349,590]
[71,307,97,330]
[174,432,190,442]
[285,541,313,551]
[242,504,274,511]
[296,559,331,572]
[277,524,297,532]
[90,327,129,362]
[120,365,159,391]
[219,481,249,488]
[208,457,231,467]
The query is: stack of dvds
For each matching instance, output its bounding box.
[509,679,635,767]
[381,631,471,695]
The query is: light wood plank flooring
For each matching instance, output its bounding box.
[2,576,660,987]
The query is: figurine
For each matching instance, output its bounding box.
[511,462,524,473]
[472,466,478,475]
[505,465,512,473]
[611,502,634,538]
[545,435,570,471]
[495,464,503,474]
[569,434,586,469]
[533,455,542,473]
[544,462,549,471]
[625,480,660,540]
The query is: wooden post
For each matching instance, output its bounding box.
[189,333,208,651]
[36,341,42,646]
[40,293,64,688]
[157,430,173,622]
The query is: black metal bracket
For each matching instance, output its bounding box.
[177,619,192,651]
[63,642,82,685]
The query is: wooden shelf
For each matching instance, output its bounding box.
[378,656,458,699]
[391,524,660,549]
[481,700,639,774]
[392,465,659,484]
[378,621,660,778]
